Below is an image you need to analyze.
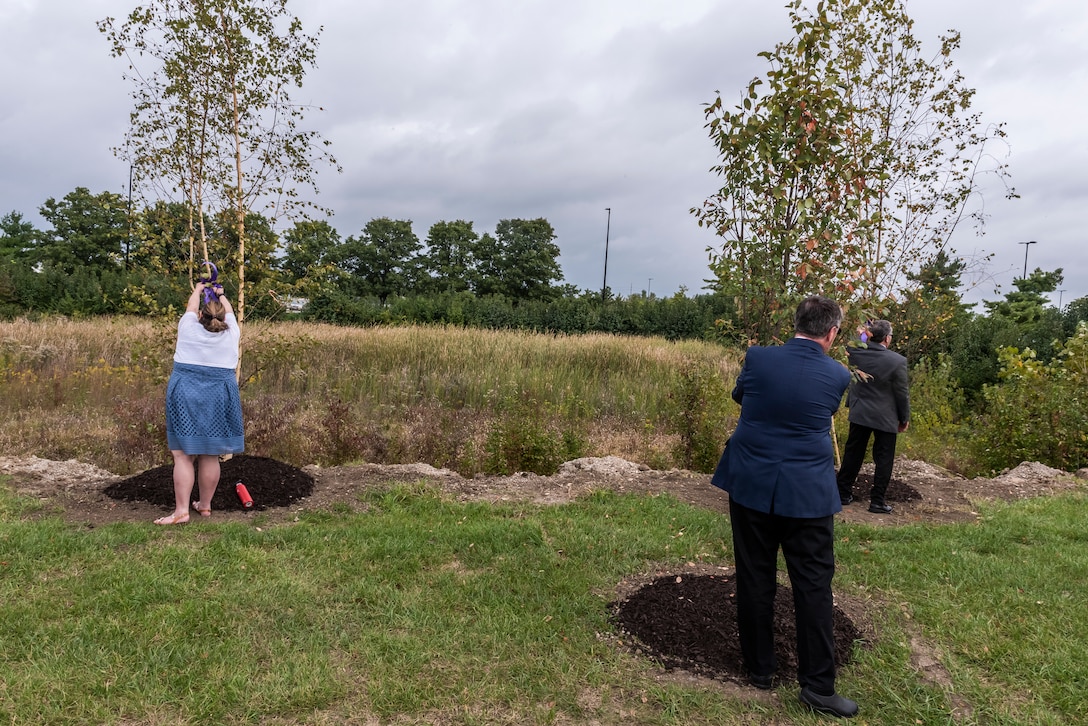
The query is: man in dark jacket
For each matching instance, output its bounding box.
[711,295,858,718]
[836,320,910,514]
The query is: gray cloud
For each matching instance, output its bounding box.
[2,0,1085,304]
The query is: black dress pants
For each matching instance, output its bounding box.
[836,422,898,505]
[728,497,837,694]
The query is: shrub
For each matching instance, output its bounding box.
[483,388,585,475]
[112,394,168,472]
[898,355,975,474]
[666,360,736,473]
[320,397,400,466]
[399,403,485,475]
[972,323,1088,472]
[243,393,320,466]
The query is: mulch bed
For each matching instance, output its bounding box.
[609,473,914,685]
[103,454,314,512]
[611,573,863,687]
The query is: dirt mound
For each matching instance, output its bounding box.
[4,455,1080,528]
[102,455,314,511]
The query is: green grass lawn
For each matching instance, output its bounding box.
[2,478,1087,725]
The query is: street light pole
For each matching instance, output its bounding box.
[126,163,133,270]
[1019,239,1037,279]
[601,207,611,301]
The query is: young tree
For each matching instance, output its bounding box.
[694,0,1013,342]
[99,0,338,320]
[693,2,870,342]
[831,0,1014,299]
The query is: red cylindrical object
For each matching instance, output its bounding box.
[235,481,254,508]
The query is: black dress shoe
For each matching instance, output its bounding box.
[840,495,854,506]
[868,503,892,514]
[799,686,859,718]
[747,671,773,690]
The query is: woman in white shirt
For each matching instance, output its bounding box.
[155,281,244,524]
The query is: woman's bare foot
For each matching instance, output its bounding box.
[154,511,190,525]
[192,501,212,517]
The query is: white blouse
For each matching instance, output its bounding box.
[173,311,240,369]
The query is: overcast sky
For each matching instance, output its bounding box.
[2,0,1085,306]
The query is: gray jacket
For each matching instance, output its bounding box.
[844,343,910,433]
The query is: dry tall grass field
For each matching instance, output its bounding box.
[1,317,740,476]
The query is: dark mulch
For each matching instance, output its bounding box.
[845,473,921,504]
[611,573,863,688]
[103,455,314,512]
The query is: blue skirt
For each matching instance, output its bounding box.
[165,362,245,455]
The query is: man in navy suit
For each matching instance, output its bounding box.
[836,320,910,514]
[712,295,858,718]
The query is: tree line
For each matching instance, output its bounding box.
[0,187,734,340]
[0,189,562,298]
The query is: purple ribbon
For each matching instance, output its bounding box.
[200,262,219,305]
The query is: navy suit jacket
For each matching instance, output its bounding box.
[711,337,851,518]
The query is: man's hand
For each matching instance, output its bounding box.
[852,368,873,383]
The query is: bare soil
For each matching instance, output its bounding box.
[1,453,1084,695]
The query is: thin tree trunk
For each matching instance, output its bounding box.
[220,9,246,324]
